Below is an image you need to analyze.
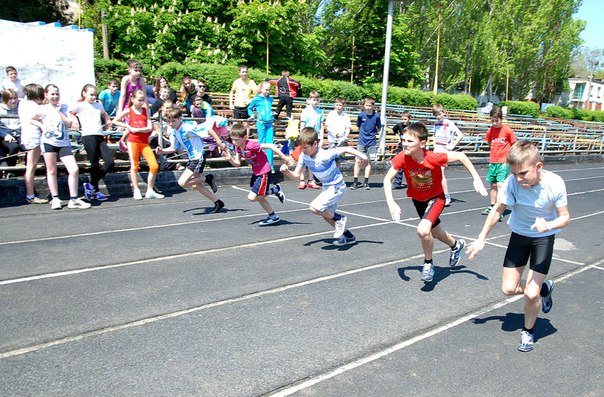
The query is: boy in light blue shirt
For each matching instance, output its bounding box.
[467,140,570,353]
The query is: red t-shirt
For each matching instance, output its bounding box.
[391,149,448,201]
[485,124,516,163]
[127,107,151,143]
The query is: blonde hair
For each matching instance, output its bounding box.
[507,140,541,166]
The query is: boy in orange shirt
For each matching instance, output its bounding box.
[482,106,516,220]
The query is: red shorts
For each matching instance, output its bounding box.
[412,194,445,228]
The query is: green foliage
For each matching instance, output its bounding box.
[499,101,541,117]
[543,106,574,119]
[0,0,72,25]
[432,93,477,110]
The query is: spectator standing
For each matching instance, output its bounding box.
[229,65,257,138]
[351,96,381,190]
[266,70,300,119]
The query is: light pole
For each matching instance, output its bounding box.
[378,0,395,158]
[585,60,599,110]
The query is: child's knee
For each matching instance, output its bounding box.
[149,163,159,174]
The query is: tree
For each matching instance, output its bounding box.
[0,0,73,25]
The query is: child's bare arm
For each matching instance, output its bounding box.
[446,151,487,196]
[260,143,295,166]
[383,166,402,221]
[280,161,303,180]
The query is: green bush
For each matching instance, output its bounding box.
[543,106,573,119]
[499,100,540,117]
[432,93,477,110]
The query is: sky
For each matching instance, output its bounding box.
[574,0,604,49]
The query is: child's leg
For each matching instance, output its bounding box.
[441,166,449,195]
[265,123,274,168]
[127,141,141,194]
[141,144,159,190]
[178,170,218,202]
[353,157,361,179]
[60,154,80,198]
[42,151,59,197]
[249,191,274,214]
[25,147,41,196]
[523,269,547,330]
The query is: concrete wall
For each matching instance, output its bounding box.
[0,19,94,103]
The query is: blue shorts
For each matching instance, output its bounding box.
[250,172,272,196]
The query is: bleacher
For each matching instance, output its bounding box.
[2,96,603,177]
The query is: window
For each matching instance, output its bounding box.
[572,83,585,101]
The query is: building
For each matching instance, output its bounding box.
[568,77,603,110]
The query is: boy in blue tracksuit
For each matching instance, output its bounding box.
[248,81,275,171]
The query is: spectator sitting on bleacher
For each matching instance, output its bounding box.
[97,79,120,117]
[0,66,25,99]
[0,89,23,175]
[196,79,212,106]
[153,76,178,103]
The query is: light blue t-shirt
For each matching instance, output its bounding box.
[500,169,567,237]
[300,148,343,186]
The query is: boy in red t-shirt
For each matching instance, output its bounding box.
[383,122,487,282]
[483,106,517,219]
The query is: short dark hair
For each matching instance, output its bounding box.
[229,123,246,138]
[490,105,503,119]
[298,127,318,145]
[406,122,429,142]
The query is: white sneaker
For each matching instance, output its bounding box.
[444,194,452,207]
[133,190,143,200]
[145,190,165,199]
[334,215,347,238]
[68,198,91,209]
[50,197,62,210]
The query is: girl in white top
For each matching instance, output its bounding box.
[70,84,113,201]
[19,83,47,204]
[35,84,90,210]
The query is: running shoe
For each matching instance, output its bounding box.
[349,182,361,190]
[145,190,165,199]
[334,215,347,238]
[518,330,534,352]
[67,198,91,209]
[50,197,62,210]
[26,195,48,204]
[333,235,357,246]
[420,263,435,282]
[482,206,492,215]
[210,199,225,213]
[133,190,143,200]
[445,195,452,207]
[541,280,554,314]
[363,183,371,190]
[83,182,94,201]
[449,239,466,267]
[94,191,108,201]
[298,181,307,189]
[274,184,286,203]
[206,174,218,193]
[259,214,280,226]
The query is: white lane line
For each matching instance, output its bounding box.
[265,260,601,397]
[0,252,427,359]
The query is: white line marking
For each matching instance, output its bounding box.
[265,260,602,397]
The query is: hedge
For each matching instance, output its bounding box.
[499,100,541,117]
